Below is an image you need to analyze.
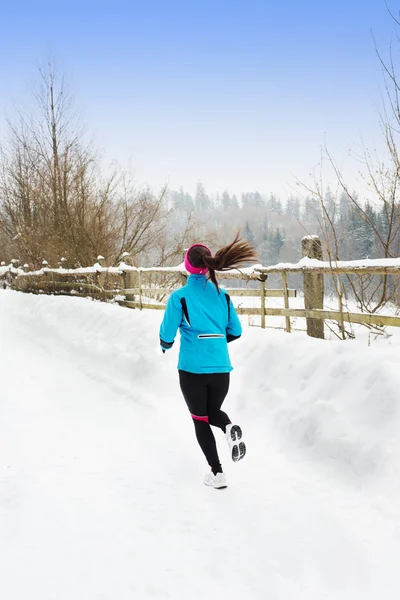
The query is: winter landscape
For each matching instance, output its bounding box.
[2,1,400,599]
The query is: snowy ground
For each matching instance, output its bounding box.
[1,290,399,599]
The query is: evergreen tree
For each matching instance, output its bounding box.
[377,204,390,242]
[324,187,336,223]
[266,193,281,212]
[221,190,232,212]
[231,194,239,209]
[195,181,212,211]
[270,228,285,261]
[171,187,194,212]
[262,215,269,240]
[302,197,321,224]
[242,191,264,208]
[360,202,377,257]
[244,221,254,242]
[344,205,373,259]
[285,196,301,219]
[339,190,350,219]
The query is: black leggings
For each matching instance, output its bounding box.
[179,370,231,474]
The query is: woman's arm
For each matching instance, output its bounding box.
[226,296,242,342]
[159,293,183,351]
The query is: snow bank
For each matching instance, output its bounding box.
[2,291,171,403]
[1,290,400,599]
[4,290,400,488]
[237,326,400,489]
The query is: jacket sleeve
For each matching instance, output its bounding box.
[159,292,182,350]
[226,296,242,342]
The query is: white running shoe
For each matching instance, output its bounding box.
[226,424,246,462]
[204,471,227,489]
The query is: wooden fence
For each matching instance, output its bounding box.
[2,235,400,338]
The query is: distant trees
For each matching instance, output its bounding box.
[165,185,306,266]
[164,174,400,282]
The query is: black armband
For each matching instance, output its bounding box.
[160,338,174,350]
[226,334,241,343]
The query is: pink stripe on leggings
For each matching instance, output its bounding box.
[191,414,209,422]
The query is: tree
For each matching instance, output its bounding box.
[242,191,264,208]
[270,228,285,262]
[194,181,212,212]
[324,187,336,224]
[0,63,113,265]
[0,63,167,267]
[221,189,239,212]
[244,221,254,242]
[285,196,301,219]
[266,193,282,213]
[170,187,194,213]
[262,215,269,240]
[302,197,321,225]
[339,190,350,219]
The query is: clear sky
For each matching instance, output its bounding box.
[0,0,397,200]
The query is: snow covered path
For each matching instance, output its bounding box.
[0,291,399,599]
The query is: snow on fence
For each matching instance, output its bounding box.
[2,235,400,338]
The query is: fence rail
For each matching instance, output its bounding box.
[2,237,400,338]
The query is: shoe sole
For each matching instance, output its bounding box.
[204,481,228,489]
[229,426,246,462]
[208,484,228,489]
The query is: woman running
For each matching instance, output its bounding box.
[159,234,257,489]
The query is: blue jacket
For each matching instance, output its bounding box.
[159,274,242,374]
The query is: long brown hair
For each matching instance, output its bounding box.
[188,233,258,292]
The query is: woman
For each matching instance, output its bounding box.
[159,234,257,489]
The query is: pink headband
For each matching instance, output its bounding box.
[184,244,211,274]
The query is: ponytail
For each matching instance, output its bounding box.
[187,233,258,292]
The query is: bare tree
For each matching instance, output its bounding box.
[296,9,400,322]
[0,63,171,269]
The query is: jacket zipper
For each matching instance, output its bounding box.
[197,334,225,339]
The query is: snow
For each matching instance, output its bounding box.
[4,255,400,280]
[258,256,400,273]
[0,290,400,599]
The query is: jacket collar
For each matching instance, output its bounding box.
[187,274,207,285]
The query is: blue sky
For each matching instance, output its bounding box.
[0,0,397,199]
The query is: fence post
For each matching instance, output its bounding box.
[302,235,324,339]
[258,273,267,329]
[42,260,52,294]
[260,280,265,329]
[138,269,143,309]
[6,265,12,289]
[282,272,291,333]
[121,252,137,303]
[96,255,106,296]
[10,259,19,290]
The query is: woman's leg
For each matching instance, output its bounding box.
[179,370,223,474]
[207,373,231,432]
[207,373,246,462]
